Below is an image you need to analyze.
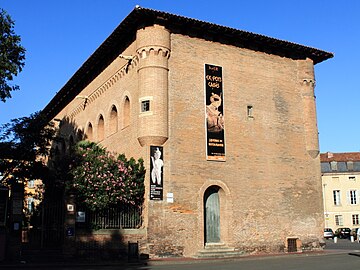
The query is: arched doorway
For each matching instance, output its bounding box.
[204,186,220,244]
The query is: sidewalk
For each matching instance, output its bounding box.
[1,245,360,268]
[0,258,143,268]
[146,249,360,267]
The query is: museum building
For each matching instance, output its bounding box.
[41,7,333,257]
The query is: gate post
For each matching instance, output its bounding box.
[7,183,23,261]
[63,193,76,260]
[0,186,9,262]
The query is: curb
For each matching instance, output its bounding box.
[2,249,360,268]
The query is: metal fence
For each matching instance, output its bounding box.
[81,205,142,229]
[23,200,65,248]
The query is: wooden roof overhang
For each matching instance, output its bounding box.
[41,6,333,122]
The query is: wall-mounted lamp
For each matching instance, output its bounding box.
[119,55,135,73]
[75,95,89,100]
[118,54,134,61]
[76,95,89,109]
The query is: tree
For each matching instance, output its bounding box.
[0,112,56,185]
[0,8,26,102]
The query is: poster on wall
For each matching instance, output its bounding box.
[150,146,164,200]
[205,64,226,161]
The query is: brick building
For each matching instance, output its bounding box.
[321,152,360,232]
[41,7,333,257]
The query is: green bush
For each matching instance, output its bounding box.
[67,141,145,211]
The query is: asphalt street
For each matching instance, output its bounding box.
[146,253,360,270]
[1,239,359,270]
[324,237,360,250]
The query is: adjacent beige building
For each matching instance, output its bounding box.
[41,7,333,258]
[321,152,360,231]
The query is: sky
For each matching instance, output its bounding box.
[0,0,359,153]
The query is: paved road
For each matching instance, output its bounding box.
[3,252,359,270]
[2,239,360,270]
[324,237,360,250]
[143,239,360,270]
[149,239,360,270]
[146,253,360,270]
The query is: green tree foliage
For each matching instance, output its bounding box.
[0,8,26,102]
[0,112,55,185]
[68,141,145,211]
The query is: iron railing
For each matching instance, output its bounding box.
[82,205,142,229]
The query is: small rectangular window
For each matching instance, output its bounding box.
[349,190,358,205]
[28,180,35,188]
[335,215,343,226]
[347,161,354,171]
[330,161,338,171]
[352,214,359,225]
[287,238,297,252]
[247,105,253,118]
[333,190,341,206]
[27,198,34,214]
[349,176,356,181]
[141,100,150,112]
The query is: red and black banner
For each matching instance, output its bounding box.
[205,64,226,161]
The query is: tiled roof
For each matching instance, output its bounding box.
[320,152,360,162]
[41,6,333,122]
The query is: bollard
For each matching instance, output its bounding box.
[351,236,354,242]
[334,236,337,243]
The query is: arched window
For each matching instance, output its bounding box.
[86,122,93,141]
[109,105,118,134]
[98,115,105,141]
[77,129,84,141]
[123,96,130,128]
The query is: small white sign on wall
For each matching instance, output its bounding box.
[167,192,174,203]
[76,211,86,222]
[67,204,74,212]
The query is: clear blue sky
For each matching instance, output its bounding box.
[1,0,359,153]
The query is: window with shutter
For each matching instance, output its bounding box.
[349,190,357,205]
[352,214,359,225]
[333,190,341,206]
[335,215,343,226]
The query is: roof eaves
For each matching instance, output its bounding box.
[41,6,333,123]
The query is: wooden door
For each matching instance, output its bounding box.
[204,188,220,243]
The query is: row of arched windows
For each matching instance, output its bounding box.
[85,97,131,141]
[50,96,131,161]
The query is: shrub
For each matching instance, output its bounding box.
[68,141,145,211]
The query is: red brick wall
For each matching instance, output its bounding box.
[54,26,323,258]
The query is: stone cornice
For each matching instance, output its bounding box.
[68,56,139,119]
[41,6,332,124]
